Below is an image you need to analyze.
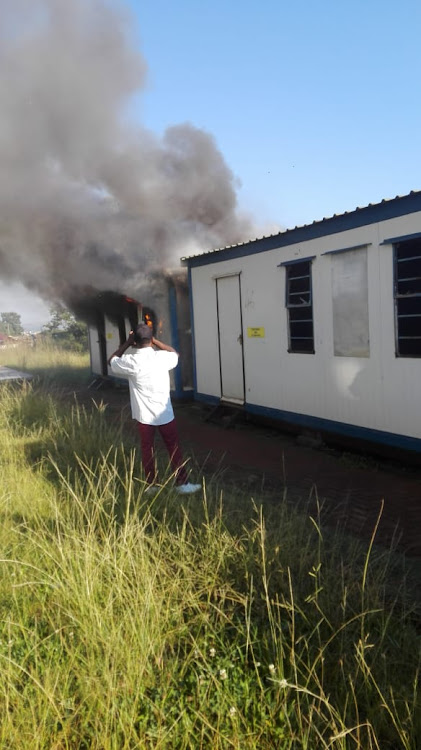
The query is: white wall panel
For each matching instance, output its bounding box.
[191,266,221,398]
[189,209,421,441]
[88,326,103,375]
[105,317,120,376]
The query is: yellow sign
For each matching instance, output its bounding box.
[247,327,265,338]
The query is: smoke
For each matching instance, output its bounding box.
[0,0,252,310]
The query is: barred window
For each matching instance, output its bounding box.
[394,240,421,357]
[285,260,314,353]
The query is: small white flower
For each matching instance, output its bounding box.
[219,668,227,680]
[229,706,236,716]
[255,662,261,668]
[278,678,288,688]
[209,647,216,658]
[69,631,74,639]
[268,663,276,674]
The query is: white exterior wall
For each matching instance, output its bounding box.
[105,317,125,376]
[190,209,421,442]
[88,325,103,376]
[191,273,222,398]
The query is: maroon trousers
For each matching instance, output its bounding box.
[137,419,188,486]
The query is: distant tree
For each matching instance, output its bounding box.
[0,311,23,336]
[42,304,88,352]
[43,304,73,334]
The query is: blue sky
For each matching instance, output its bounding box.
[128,0,421,229]
[3,0,421,327]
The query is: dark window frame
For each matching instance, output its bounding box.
[284,259,315,353]
[394,239,421,358]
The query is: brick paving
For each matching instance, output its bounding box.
[174,403,421,557]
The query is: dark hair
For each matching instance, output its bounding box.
[134,323,153,344]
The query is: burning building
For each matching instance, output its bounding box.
[83,270,193,398]
[0,0,253,382]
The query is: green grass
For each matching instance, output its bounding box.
[0,366,420,748]
[0,341,90,385]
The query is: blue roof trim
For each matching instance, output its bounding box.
[278,255,316,267]
[182,191,421,268]
[380,231,421,245]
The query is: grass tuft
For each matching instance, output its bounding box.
[0,365,419,748]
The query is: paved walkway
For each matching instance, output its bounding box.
[174,403,421,557]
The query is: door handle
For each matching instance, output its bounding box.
[237,334,243,345]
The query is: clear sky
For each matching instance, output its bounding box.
[130,0,421,228]
[2,0,421,328]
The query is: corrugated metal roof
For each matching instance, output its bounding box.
[181,190,421,265]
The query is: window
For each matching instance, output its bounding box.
[331,247,370,357]
[285,259,314,353]
[394,239,421,357]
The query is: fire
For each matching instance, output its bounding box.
[144,312,153,328]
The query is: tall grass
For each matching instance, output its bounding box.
[0,377,420,748]
[0,340,90,385]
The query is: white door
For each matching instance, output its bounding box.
[216,275,245,403]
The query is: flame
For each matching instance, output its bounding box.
[144,312,153,328]
[125,296,142,307]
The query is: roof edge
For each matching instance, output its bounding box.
[181,190,421,267]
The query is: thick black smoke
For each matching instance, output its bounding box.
[0,0,252,310]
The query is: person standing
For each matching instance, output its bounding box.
[108,323,201,495]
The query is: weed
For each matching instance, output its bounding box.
[0,373,419,748]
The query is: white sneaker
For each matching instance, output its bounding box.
[176,483,202,495]
[145,485,161,496]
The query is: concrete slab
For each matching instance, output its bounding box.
[0,366,32,381]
